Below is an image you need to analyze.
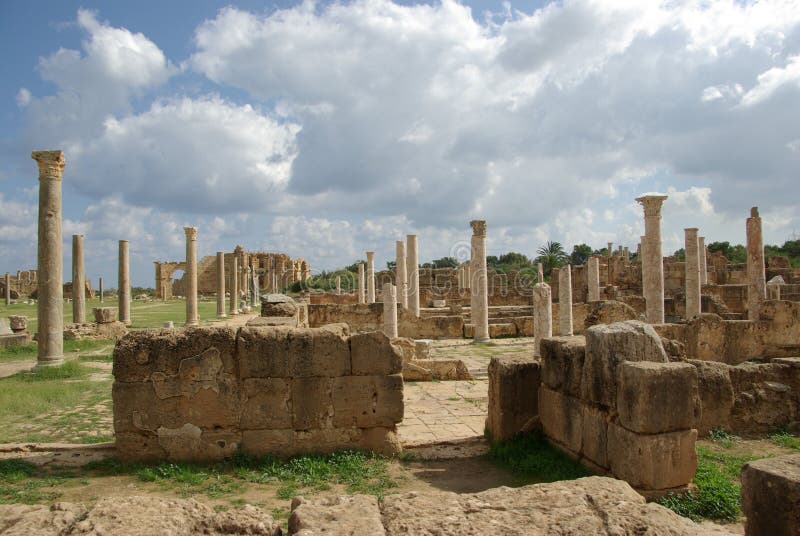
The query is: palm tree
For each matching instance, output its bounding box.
[536,241,568,276]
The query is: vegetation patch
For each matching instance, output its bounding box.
[485,431,588,485]
[0,459,78,504]
[768,431,800,450]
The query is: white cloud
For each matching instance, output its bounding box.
[15,88,31,107]
[740,55,800,106]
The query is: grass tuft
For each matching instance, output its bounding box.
[485,431,588,484]
[707,429,740,449]
[768,431,800,450]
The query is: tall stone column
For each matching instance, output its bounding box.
[216,251,226,318]
[71,234,86,323]
[336,275,341,295]
[558,265,573,336]
[99,277,103,303]
[229,257,239,315]
[746,207,766,320]
[184,227,198,326]
[244,266,251,305]
[357,263,366,304]
[32,150,65,367]
[533,283,552,357]
[161,282,167,302]
[636,195,668,324]
[537,262,544,284]
[470,220,489,342]
[383,283,398,338]
[699,236,708,285]
[406,235,420,317]
[118,240,131,325]
[4,272,10,305]
[587,256,600,302]
[684,228,701,319]
[395,241,407,309]
[366,252,376,304]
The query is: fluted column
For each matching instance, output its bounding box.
[587,256,600,301]
[32,150,65,367]
[395,241,407,309]
[470,220,489,342]
[699,236,708,285]
[72,234,85,323]
[4,272,10,305]
[684,228,701,319]
[746,207,766,320]
[366,251,376,304]
[184,227,198,326]
[230,257,239,315]
[558,265,573,336]
[383,283,398,338]
[533,283,552,357]
[636,194,668,324]
[406,235,420,317]
[357,263,366,304]
[216,251,226,318]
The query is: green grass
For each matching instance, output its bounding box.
[657,446,759,522]
[707,429,740,449]
[0,338,113,362]
[0,459,72,504]
[485,432,588,484]
[768,431,800,450]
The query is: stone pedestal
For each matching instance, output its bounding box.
[746,207,766,320]
[72,234,86,323]
[587,257,600,301]
[184,227,199,326]
[395,241,407,309]
[558,265,573,336]
[229,257,239,315]
[533,283,552,357]
[407,235,420,317]
[32,150,65,367]
[4,272,9,305]
[470,221,489,342]
[684,228,701,319]
[118,240,131,325]
[93,307,118,324]
[698,236,708,285]
[383,283,398,338]
[9,315,27,333]
[358,263,366,304]
[216,251,226,318]
[636,195,668,324]
[366,252,376,304]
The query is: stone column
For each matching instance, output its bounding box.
[216,251,226,318]
[537,262,544,284]
[4,272,10,305]
[366,252,376,304]
[99,277,103,303]
[558,264,573,336]
[357,263,365,304]
[161,282,167,302]
[32,151,65,367]
[71,234,86,323]
[395,241,407,309]
[636,194,668,324]
[684,228,701,319]
[470,220,489,342]
[587,257,600,302]
[118,240,130,325]
[699,236,708,285]
[746,207,766,321]
[767,280,781,300]
[229,257,239,315]
[184,227,198,326]
[406,235,420,317]
[383,283,398,338]
[244,266,251,304]
[533,283,552,357]
[336,275,341,295]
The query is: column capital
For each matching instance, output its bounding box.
[184,226,198,240]
[366,251,375,260]
[470,220,487,237]
[749,206,760,219]
[32,150,65,180]
[684,228,699,234]
[635,195,668,217]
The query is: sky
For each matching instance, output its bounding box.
[1,0,799,288]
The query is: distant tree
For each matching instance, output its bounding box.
[535,241,568,276]
[423,257,458,269]
[707,241,747,264]
[344,260,366,273]
[672,248,686,261]
[386,261,396,270]
[570,244,593,266]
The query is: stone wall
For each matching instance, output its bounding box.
[307,303,463,339]
[112,325,403,461]
[537,321,699,496]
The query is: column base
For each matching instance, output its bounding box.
[472,337,491,344]
[185,321,199,327]
[217,313,227,319]
[34,357,65,369]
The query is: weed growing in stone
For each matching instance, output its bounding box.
[485,432,588,484]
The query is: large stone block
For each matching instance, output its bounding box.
[93,307,118,324]
[241,429,296,457]
[155,424,240,461]
[486,355,540,441]
[488,323,517,338]
[741,454,800,536]
[112,382,180,433]
[236,326,301,379]
[617,361,700,434]
[539,385,582,454]
[728,361,799,435]
[332,375,404,427]
[581,321,668,408]
[581,403,609,469]
[688,360,734,436]
[115,432,166,461]
[291,377,333,430]
[540,336,585,397]
[607,423,697,491]
[290,324,351,377]
[114,327,237,383]
[240,378,292,430]
[289,495,386,536]
[350,331,403,376]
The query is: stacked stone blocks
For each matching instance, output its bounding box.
[113,325,403,461]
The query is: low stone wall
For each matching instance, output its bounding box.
[307,304,463,339]
[112,325,403,461]
[538,321,699,496]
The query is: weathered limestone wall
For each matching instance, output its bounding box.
[113,325,403,461]
[307,304,464,339]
